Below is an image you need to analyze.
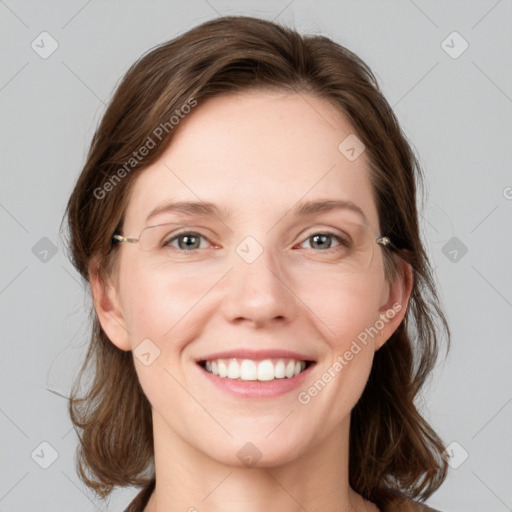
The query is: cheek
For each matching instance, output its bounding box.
[294,271,383,412]
[116,262,227,408]
[119,261,218,344]
[297,325,376,434]
[118,267,209,414]
[295,267,385,344]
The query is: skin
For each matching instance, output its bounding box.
[91,90,412,512]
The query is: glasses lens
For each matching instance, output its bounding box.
[136,222,381,271]
[138,224,185,252]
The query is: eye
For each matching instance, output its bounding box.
[165,231,210,251]
[298,232,349,251]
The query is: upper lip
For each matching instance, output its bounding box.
[197,349,316,362]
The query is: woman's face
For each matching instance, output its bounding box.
[95,90,408,468]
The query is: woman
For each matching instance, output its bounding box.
[65,16,450,512]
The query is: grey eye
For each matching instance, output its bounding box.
[167,232,207,250]
[301,233,343,250]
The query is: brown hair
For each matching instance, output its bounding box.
[64,15,450,507]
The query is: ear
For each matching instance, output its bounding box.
[375,259,413,351]
[89,260,131,351]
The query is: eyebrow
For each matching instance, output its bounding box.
[146,199,367,224]
[146,201,227,223]
[294,199,367,223]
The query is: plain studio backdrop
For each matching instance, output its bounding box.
[1,1,511,511]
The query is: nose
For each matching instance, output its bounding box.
[221,244,297,329]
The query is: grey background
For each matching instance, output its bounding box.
[1,1,511,511]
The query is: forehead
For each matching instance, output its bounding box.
[123,90,379,232]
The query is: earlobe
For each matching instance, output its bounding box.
[89,262,131,351]
[375,261,413,350]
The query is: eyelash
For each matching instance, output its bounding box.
[164,230,349,254]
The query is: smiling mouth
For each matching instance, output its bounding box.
[198,358,313,382]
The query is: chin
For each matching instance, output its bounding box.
[188,418,319,470]
[206,437,311,469]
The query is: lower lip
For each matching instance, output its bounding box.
[197,363,314,399]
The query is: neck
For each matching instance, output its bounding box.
[144,411,377,512]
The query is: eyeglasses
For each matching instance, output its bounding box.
[112,221,391,273]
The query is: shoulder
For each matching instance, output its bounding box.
[376,488,444,512]
[393,499,442,512]
[124,478,155,512]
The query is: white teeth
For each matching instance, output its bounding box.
[285,360,295,378]
[274,360,285,379]
[218,360,228,378]
[240,359,257,380]
[227,359,240,379]
[257,360,274,381]
[202,358,308,381]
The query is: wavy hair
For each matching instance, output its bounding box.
[64,15,450,507]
